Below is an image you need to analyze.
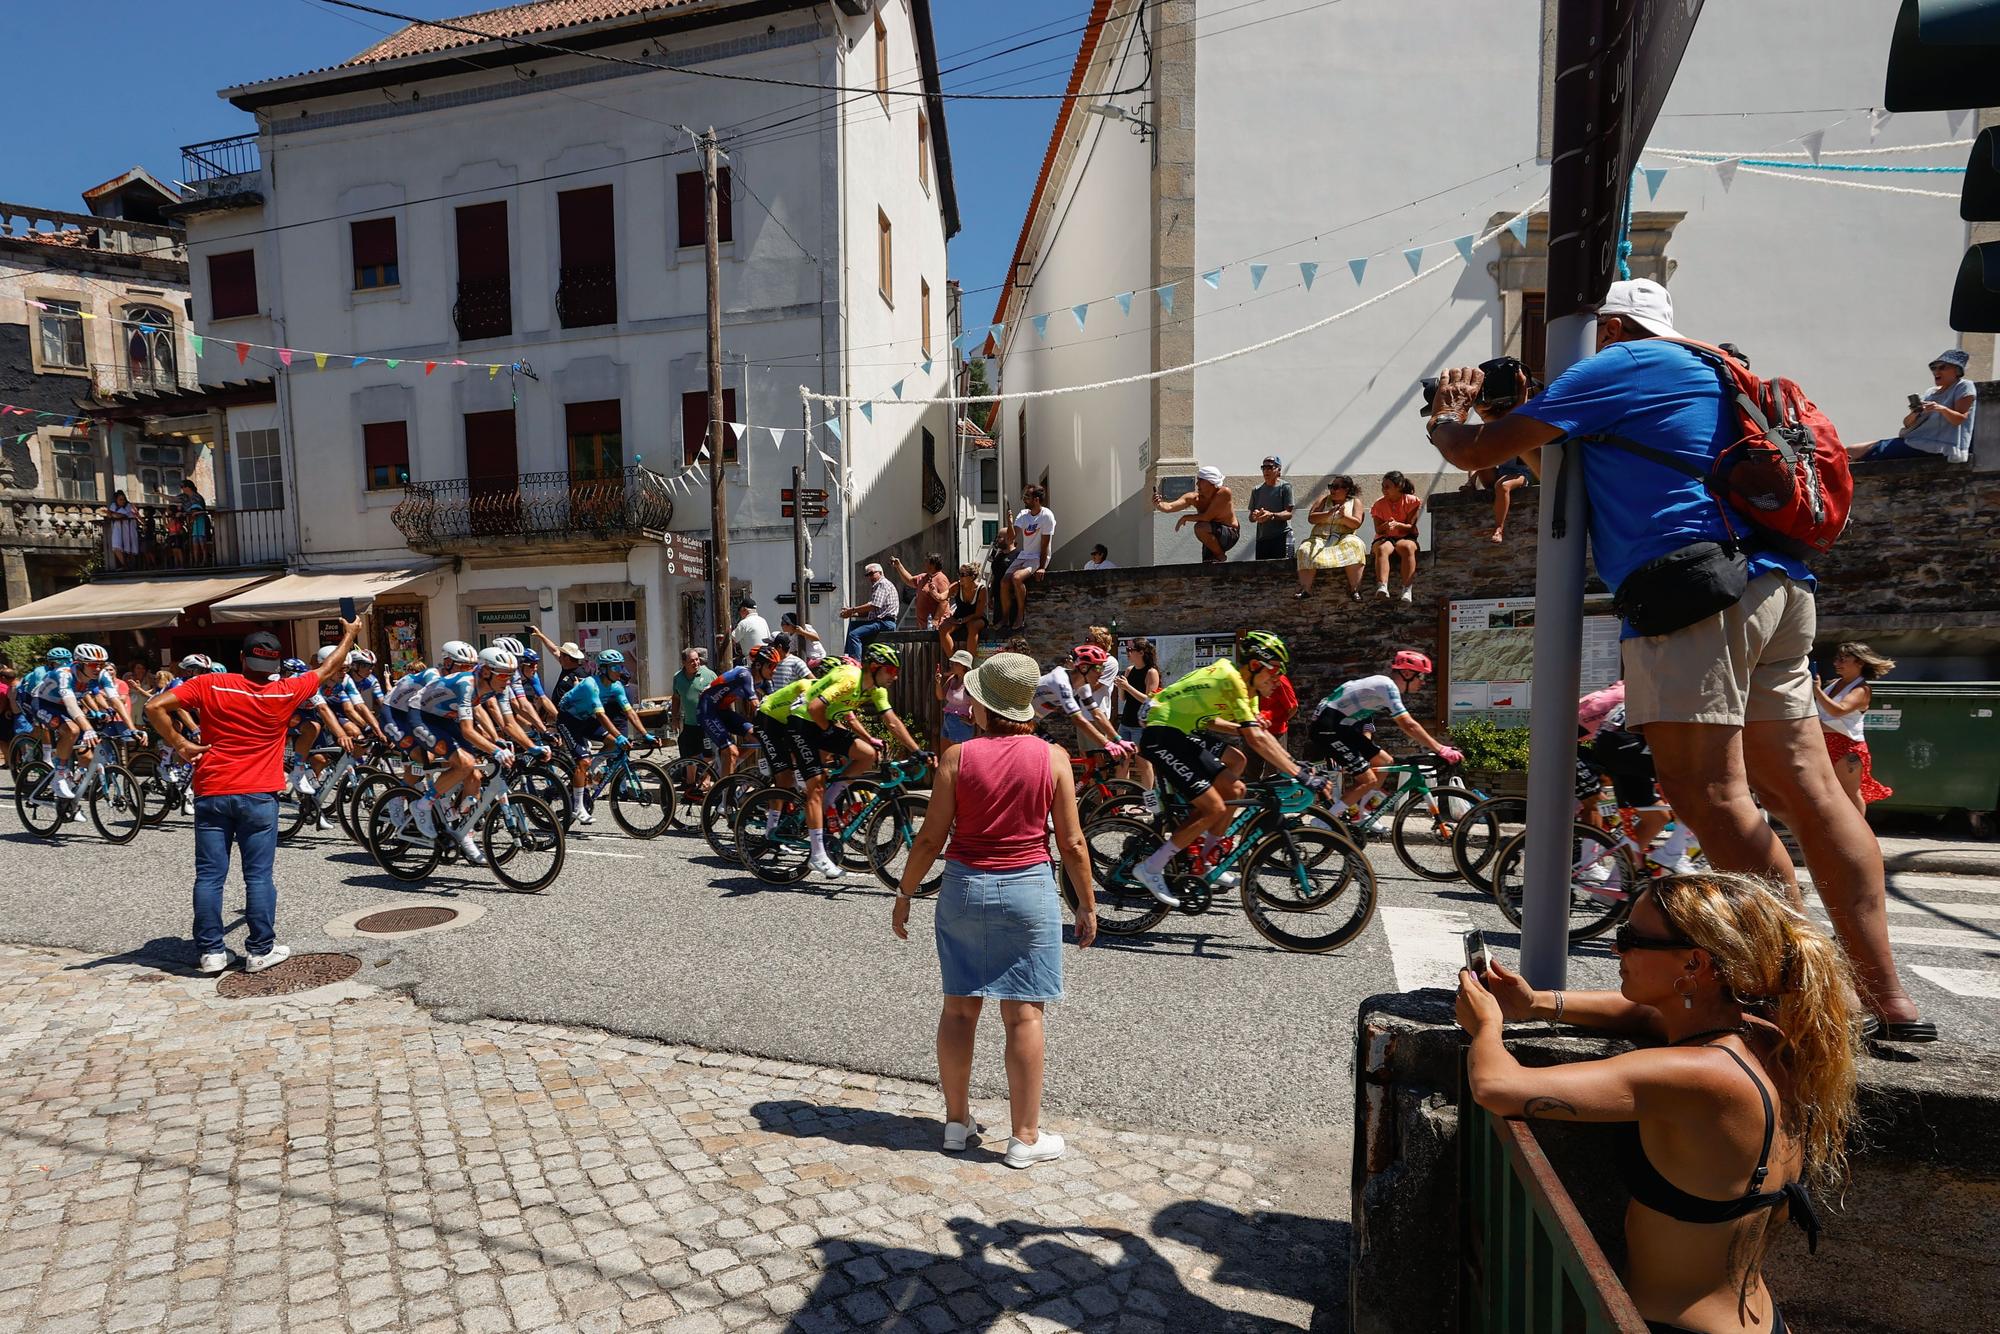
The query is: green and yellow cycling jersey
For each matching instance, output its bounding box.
[756,676,815,723]
[1143,659,1261,734]
[759,662,891,724]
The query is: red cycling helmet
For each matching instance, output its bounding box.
[1071,644,1110,667]
[1391,650,1434,675]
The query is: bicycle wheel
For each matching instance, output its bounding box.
[8,734,45,780]
[1238,827,1378,953]
[1080,777,1145,822]
[347,770,405,846]
[275,786,312,843]
[609,760,673,839]
[14,762,66,837]
[1069,815,1172,937]
[518,764,573,827]
[482,794,564,892]
[136,771,180,827]
[866,794,940,897]
[88,766,143,844]
[1488,826,1636,943]
[367,785,441,882]
[1390,784,1486,882]
[826,780,883,870]
[701,772,763,861]
[664,755,712,828]
[735,787,811,885]
[1452,796,1526,894]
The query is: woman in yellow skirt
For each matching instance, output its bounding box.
[1295,475,1367,599]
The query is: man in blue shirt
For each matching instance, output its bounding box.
[1425,278,1927,1040]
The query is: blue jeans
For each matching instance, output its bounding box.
[844,615,896,659]
[1859,437,1938,462]
[192,793,279,956]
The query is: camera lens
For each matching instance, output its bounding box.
[1417,377,1441,417]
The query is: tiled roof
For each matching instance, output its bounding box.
[342,0,698,67]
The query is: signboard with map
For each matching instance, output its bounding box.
[1447,596,1620,724]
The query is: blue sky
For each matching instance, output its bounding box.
[8,0,1079,304]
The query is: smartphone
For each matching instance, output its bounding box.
[338,595,358,622]
[1462,929,1491,976]
[1908,394,1924,414]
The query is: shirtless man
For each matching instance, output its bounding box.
[1153,464,1240,563]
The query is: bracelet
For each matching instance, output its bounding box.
[1550,989,1566,1023]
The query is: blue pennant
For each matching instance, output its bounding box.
[1348,257,1367,285]
[1299,261,1319,290]
[1116,292,1134,317]
[1072,303,1089,331]
[1507,216,1530,247]
[1249,263,1268,290]
[352,356,368,368]
[824,418,842,443]
[1403,247,1424,274]
[1200,268,1222,289]
[1156,284,1176,314]
[1642,167,1667,200]
[1452,235,1474,263]
[1031,313,1051,340]
[921,357,933,375]
[891,380,904,400]
[859,403,873,423]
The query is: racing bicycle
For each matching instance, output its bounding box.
[365,756,566,892]
[15,736,143,844]
[731,755,936,892]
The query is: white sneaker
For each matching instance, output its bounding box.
[1003,1132,1066,1169]
[576,805,595,826]
[54,773,77,800]
[296,772,317,798]
[198,951,233,975]
[179,795,193,816]
[808,851,846,879]
[314,812,330,832]
[1376,585,1390,599]
[1212,871,1241,891]
[245,944,291,974]
[1399,587,1415,604]
[1575,858,1614,886]
[410,802,438,839]
[457,832,486,865]
[1133,862,1180,909]
[942,1119,984,1153]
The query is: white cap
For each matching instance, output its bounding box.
[1196,465,1224,485]
[1596,278,1677,338]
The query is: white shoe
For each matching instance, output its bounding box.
[314,812,330,832]
[296,773,317,798]
[942,1119,984,1153]
[1399,587,1415,604]
[54,774,77,800]
[457,832,486,865]
[1376,585,1390,599]
[808,851,846,879]
[245,944,291,974]
[1003,1132,1066,1169]
[1133,862,1180,909]
[1212,871,1241,891]
[179,796,193,816]
[198,951,233,974]
[410,802,438,839]
[576,806,595,826]
[1575,858,1614,886]
[1648,853,1698,876]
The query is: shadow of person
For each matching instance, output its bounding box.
[62,935,217,977]
[750,1099,953,1155]
[1153,1199,1348,1312]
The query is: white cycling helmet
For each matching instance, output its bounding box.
[440,639,478,667]
[178,653,213,674]
[349,648,377,666]
[74,643,110,665]
[492,636,526,657]
[314,644,339,664]
[478,646,518,672]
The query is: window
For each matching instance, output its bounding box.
[454,202,512,340]
[981,519,999,546]
[556,185,618,328]
[977,456,998,505]
[124,305,176,389]
[52,437,97,502]
[920,279,931,358]
[877,210,893,306]
[1518,291,1548,386]
[236,428,284,509]
[564,400,624,481]
[351,218,399,290]
[680,388,738,467]
[207,250,258,320]
[136,441,186,503]
[575,600,636,624]
[874,13,889,108]
[362,421,411,491]
[36,299,86,370]
[918,113,930,192]
[675,168,733,248]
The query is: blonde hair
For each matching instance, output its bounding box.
[1837,641,1895,680]
[1086,625,1115,652]
[152,670,174,690]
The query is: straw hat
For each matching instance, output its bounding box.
[964,651,1038,722]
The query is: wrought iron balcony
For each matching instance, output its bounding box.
[555,264,618,329]
[91,361,199,397]
[392,466,672,552]
[1,499,286,574]
[174,135,263,211]
[452,276,513,341]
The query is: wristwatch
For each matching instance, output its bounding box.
[1427,409,1467,439]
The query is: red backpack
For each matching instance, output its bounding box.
[1595,338,1853,561]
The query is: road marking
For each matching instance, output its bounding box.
[1911,965,2000,999]
[1881,899,2000,920]
[576,849,645,859]
[1379,905,1474,993]
[1803,872,2000,897]
[1811,922,2000,953]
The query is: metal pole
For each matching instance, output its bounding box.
[791,464,809,626]
[702,129,731,668]
[1517,312,1596,989]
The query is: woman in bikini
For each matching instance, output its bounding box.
[1457,871,1859,1334]
[1813,642,1894,819]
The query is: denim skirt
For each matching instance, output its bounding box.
[934,859,1063,1001]
[942,713,976,744]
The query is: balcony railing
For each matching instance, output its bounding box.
[393,466,672,550]
[556,263,619,328]
[1,500,286,574]
[91,361,200,397]
[180,134,261,189]
[453,276,513,341]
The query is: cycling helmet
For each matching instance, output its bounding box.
[595,649,626,668]
[73,643,109,666]
[349,648,377,667]
[314,644,339,664]
[178,653,213,674]
[862,643,901,669]
[281,658,309,676]
[44,647,71,664]
[492,636,526,657]
[440,640,478,667]
[478,646,518,672]
[1238,631,1290,670]
[813,656,843,677]
[751,642,786,669]
[1070,644,1109,667]
[519,646,540,665]
[208,662,227,674]
[1391,650,1434,675]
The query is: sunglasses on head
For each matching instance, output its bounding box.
[1613,923,1697,953]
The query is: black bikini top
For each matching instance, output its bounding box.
[1613,1032,1820,1253]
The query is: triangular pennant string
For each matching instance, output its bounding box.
[1116,292,1134,317]
[1200,269,1222,289]
[1248,263,1268,290]
[1348,257,1367,285]
[1299,261,1319,290]
[1403,246,1424,274]
[1452,235,1475,263]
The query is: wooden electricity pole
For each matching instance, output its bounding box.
[702,128,732,667]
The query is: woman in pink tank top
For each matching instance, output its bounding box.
[891,653,1095,1169]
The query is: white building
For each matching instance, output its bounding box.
[167,0,959,694]
[993,0,1984,568]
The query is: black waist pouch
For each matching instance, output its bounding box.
[1613,541,1748,637]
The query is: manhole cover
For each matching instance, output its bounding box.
[216,953,361,999]
[353,906,460,934]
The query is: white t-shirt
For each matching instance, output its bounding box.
[1083,557,1117,570]
[1014,507,1057,563]
[732,614,770,657]
[787,624,826,663]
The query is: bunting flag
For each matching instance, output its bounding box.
[1155,284,1177,313]
[385,359,400,370]
[1641,167,1668,200]
[352,357,367,369]
[824,419,842,443]
[489,364,499,378]
[453,359,468,367]
[189,334,205,357]
[424,361,437,376]
[859,402,874,423]
[315,353,329,370]
[1801,129,1825,164]
[1072,303,1089,331]
[818,449,839,469]
[1200,269,1222,289]
[1452,235,1475,262]
[1715,158,1739,191]
[1507,216,1530,246]
[235,342,250,365]
[1031,313,1050,340]
[1299,261,1319,290]
[278,348,293,367]
[1248,263,1268,290]
[920,358,933,376]
[1348,257,1368,285]
[729,422,748,446]
[1869,107,1892,142]
[890,379,904,400]
[1403,246,1424,274]
[767,427,786,452]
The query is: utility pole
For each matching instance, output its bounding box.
[702,128,731,668]
[791,463,809,623]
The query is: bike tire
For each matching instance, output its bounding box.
[1488,825,1636,943]
[1237,826,1378,953]
[482,794,565,892]
[136,773,180,827]
[866,794,939,897]
[347,771,405,847]
[1067,815,1171,937]
[7,735,45,780]
[14,762,65,837]
[608,760,673,839]
[517,764,572,828]
[88,765,144,844]
[1080,777,1146,821]
[275,787,312,843]
[367,785,442,882]
[664,755,712,829]
[701,772,764,861]
[1390,784,1486,882]
[826,780,883,870]
[735,787,811,885]
[1452,796,1526,894]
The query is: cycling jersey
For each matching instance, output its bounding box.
[384,668,438,711]
[800,662,890,723]
[521,671,547,702]
[417,671,477,719]
[1032,669,1092,720]
[476,678,515,720]
[756,676,815,723]
[703,665,758,709]
[349,672,388,709]
[1143,660,1260,735]
[32,665,81,718]
[289,681,329,721]
[697,666,758,746]
[325,675,361,708]
[559,674,630,720]
[1315,675,1409,724]
[79,668,120,701]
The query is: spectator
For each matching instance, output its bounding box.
[1848,348,1976,464]
[531,628,588,701]
[780,611,826,665]
[1487,459,1534,544]
[1247,456,1296,562]
[145,621,360,974]
[1082,544,1116,571]
[998,485,1056,633]
[1295,475,1367,600]
[177,480,212,569]
[1370,470,1423,602]
[890,553,952,630]
[938,563,988,659]
[1112,639,1160,789]
[938,649,976,750]
[0,665,16,733]
[840,562,901,658]
[1154,466,1240,563]
[890,651,1095,1167]
[1815,642,1896,818]
[732,598,770,663]
[1427,276,1931,1041]
[986,523,1018,612]
[670,647,716,762]
[103,490,140,570]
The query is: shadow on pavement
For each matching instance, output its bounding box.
[750,1099,946,1154]
[61,935,216,977]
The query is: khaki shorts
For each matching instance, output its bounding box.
[1622,571,1816,728]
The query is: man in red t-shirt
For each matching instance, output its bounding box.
[146,620,360,974]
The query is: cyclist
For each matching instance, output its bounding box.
[316,645,388,748]
[698,642,781,778]
[473,646,546,766]
[409,640,509,859]
[13,654,50,742]
[556,648,634,826]
[279,657,349,797]
[75,643,133,736]
[1577,681,1695,878]
[1302,650,1462,817]
[509,641,558,727]
[1131,632,1324,908]
[32,647,96,801]
[1032,645,1132,757]
[382,657,439,762]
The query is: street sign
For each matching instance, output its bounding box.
[780,488,829,503]
[809,580,836,592]
[660,532,709,580]
[773,594,823,606]
[781,504,830,520]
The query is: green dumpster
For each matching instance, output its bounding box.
[1862,682,2000,818]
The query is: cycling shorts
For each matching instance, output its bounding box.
[1139,725,1226,800]
[556,713,605,754]
[1583,728,1657,809]
[698,700,752,749]
[750,712,817,779]
[1304,713,1382,778]
[415,713,465,755]
[383,705,413,743]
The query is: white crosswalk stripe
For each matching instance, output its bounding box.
[1911,965,2000,999]
[1379,905,1475,993]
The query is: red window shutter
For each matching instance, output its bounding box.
[455,202,510,282]
[680,389,738,466]
[557,186,615,267]
[676,170,732,248]
[207,251,257,320]
[351,218,397,270]
[362,420,410,489]
[564,400,622,438]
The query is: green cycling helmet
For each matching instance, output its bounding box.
[1239,630,1290,670]
[862,642,901,668]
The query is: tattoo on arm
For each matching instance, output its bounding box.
[1522,1096,1579,1119]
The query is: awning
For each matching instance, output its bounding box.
[209,562,443,623]
[0,572,278,635]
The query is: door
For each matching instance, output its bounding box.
[564,400,624,531]
[463,409,519,537]
[454,202,512,339]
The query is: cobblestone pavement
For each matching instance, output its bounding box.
[0,944,1341,1333]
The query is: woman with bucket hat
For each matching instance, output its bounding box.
[1847,347,1977,463]
[891,652,1096,1168]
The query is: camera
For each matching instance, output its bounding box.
[1418,356,1540,417]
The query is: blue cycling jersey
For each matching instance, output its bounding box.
[350,672,387,707]
[326,676,360,707]
[417,670,477,719]
[559,675,631,719]
[522,672,547,701]
[384,667,438,711]
[703,666,757,709]
[80,668,119,697]
[32,666,78,712]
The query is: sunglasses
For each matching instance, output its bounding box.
[1613,923,1697,953]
